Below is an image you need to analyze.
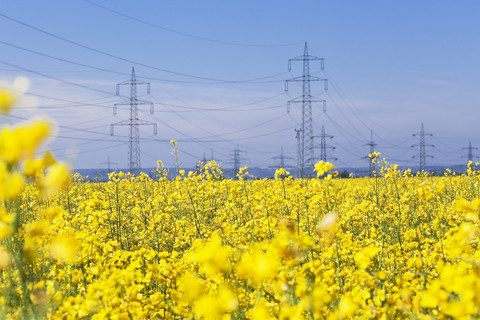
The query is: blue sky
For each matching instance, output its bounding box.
[1,1,480,171]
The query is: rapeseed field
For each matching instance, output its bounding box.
[2,80,480,319]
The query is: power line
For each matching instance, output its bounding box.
[0,39,288,85]
[151,93,287,112]
[0,12,289,84]
[84,0,300,48]
[0,59,117,97]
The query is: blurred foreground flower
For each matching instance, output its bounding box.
[0,119,51,165]
[39,162,71,197]
[236,246,280,285]
[187,232,230,275]
[0,246,12,269]
[48,235,79,264]
[0,76,29,114]
[314,160,335,177]
[354,246,381,270]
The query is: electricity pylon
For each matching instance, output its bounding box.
[271,146,294,169]
[285,42,328,177]
[319,125,337,162]
[295,128,302,178]
[110,67,157,175]
[462,141,478,163]
[100,155,117,171]
[231,145,246,179]
[411,123,434,172]
[363,130,377,176]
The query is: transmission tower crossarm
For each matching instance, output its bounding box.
[461,141,478,161]
[114,100,154,115]
[285,76,328,92]
[288,42,325,69]
[115,67,151,94]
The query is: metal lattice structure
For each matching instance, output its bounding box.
[233,145,240,178]
[462,141,478,163]
[319,125,337,163]
[100,155,117,171]
[272,146,294,170]
[363,130,378,175]
[412,123,434,172]
[111,67,157,175]
[285,42,328,177]
[295,128,302,178]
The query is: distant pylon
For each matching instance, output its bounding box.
[271,146,294,169]
[285,42,328,177]
[196,153,208,172]
[295,128,302,178]
[319,125,337,162]
[100,155,117,171]
[462,141,478,163]
[363,130,377,175]
[231,145,246,179]
[201,149,215,163]
[411,123,434,172]
[110,67,157,175]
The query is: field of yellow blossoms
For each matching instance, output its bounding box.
[2,80,480,319]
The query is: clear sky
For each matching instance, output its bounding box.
[1,1,480,171]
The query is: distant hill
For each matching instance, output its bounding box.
[73,164,469,182]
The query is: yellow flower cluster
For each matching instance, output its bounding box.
[0,82,72,319]
[3,160,480,319]
[3,79,480,319]
[314,160,335,177]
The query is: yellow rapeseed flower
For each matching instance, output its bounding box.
[187,232,230,275]
[38,162,70,197]
[336,296,357,319]
[454,198,479,222]
[249,299,275,320]
[0,221,13,240]
[24,150,56,178]
[354,246,381,270]
[0,246,12,269]
[236,247,280,285]
[314,160,335,177]
[0,89,17,114]
[0,120,51,164]
[0,161,25,199]
[176,272,205,304]
[0,77,29,114]
[48,235,79,264]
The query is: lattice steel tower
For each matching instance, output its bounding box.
[462,141,478,163]
[111,67,157,175]
[286,42,328,177]
[272,146,294,169]
[412,123,434,172]
[295,128,302,178]
[319,125,337,162]
[363,130,377,175]
[230,145,248,179]
[100,155,117,171]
